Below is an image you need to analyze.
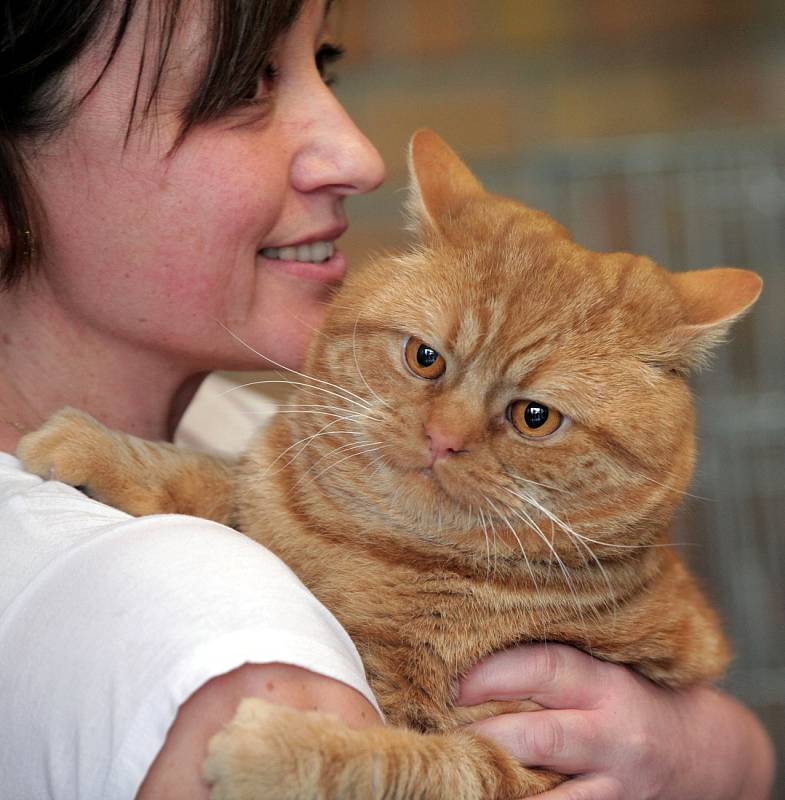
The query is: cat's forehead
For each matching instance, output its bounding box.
[386,237,596,337]
[339,216,678,365]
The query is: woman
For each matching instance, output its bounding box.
[0,0,774,797]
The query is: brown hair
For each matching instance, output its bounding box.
[0,0,305,289]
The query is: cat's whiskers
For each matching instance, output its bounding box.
[505,484,667,554]
[262,403,374,468]
[503,470,566,494]
[475,506,493,577]
[485,496,553,641]
[222,378,378,417]
[294,441,391,491]
[505,487,618,623]
[483,494,541,598]
[629,469,712,502]
[214,321,376,412]
[483,506,501,576]
[271,404,380,424]
[500,495,588,632]
[263,421,367,479]
[298,436,386,476]
[364,451,392,480]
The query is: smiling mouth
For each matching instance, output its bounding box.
[260,240,335,264]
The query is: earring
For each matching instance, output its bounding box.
[23,229,35,259]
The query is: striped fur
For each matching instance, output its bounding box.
[18,131,762,799]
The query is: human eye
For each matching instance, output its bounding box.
[315,41,344,87]
[237,60,280,107]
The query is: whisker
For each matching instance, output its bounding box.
[219,378,378,416]
[477,507,493,578]
[298,437,385,478]
[505,488,617,624]
[503,498,587,632]
[214,321,374,410]
[262,419,364,477]
[503,470,566,494]
[266,407,380,424]
[303,443,390,487]
[293,433,387,476]
[503,486,667,553]
[364,452,391,476]
[489,497,552,640]
[483,503,501,576]
[630,470,713,502]
[484,494,540,596]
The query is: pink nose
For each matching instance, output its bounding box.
[426,425,466,466]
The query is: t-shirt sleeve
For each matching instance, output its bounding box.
[0,465,379,800]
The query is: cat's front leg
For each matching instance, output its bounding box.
[17,407,236,523]
[448,699,543,727]
[203,698,563,799]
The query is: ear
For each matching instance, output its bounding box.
[662,268,762,372]
[406,129,484,234]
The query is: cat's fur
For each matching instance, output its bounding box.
[19,130,762,799]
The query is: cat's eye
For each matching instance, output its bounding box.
[404,337,446,380]
[508,400,563,438]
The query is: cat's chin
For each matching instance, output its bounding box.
[391,464,479,523]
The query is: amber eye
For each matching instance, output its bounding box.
[404,337,446,380]
[508,400,563,438]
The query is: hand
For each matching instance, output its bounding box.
[457,644,774,800]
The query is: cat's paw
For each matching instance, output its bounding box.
[17,407,113,490]
[462,731,564,798]
[500,764,564,798]
[203,699,324,800]
[448,698,544,728]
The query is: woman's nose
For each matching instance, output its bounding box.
[290,88,386,197]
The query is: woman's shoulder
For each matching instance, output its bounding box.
[0,453,279,621]
[0,449,133,539]
[0,455,379,800]
[0,453,364,668]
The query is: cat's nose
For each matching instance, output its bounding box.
[426,425,467,466]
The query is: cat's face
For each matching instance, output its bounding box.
[297,131,761,564]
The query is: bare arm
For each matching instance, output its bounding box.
[458,644,775,800]
[137,663,382,800]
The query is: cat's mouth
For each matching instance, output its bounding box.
[409,464,475,509]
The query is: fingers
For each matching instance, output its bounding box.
[458,643,618,710]
[469,708,604,775]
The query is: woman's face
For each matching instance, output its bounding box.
[27,0,384,371]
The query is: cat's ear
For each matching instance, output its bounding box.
[406,129,484,234]
[659,268,762,372]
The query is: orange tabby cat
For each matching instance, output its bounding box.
[19,130,762,799]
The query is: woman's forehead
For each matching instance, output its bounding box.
[72,0,311,129]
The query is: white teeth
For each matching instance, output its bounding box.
[260,240,335,264]
[311,241,328,262]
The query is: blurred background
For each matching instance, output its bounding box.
[207,0,785,788]
[334,0,785,787]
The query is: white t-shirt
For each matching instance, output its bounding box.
[0,443,378,798]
